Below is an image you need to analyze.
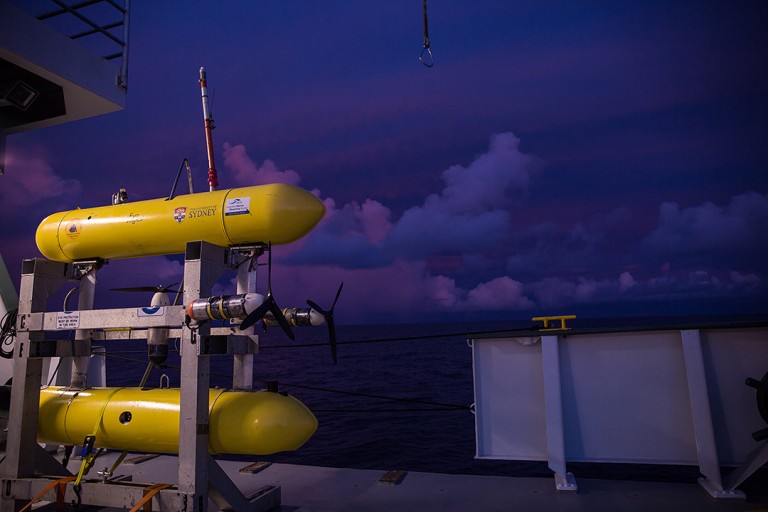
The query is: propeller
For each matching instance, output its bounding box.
[307,282,343,364]
[111,283,179,294]
[239,244,294,340]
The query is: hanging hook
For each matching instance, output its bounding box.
[420,0,434,67]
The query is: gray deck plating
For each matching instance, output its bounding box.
[20,451,766,511]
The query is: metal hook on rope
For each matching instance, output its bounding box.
[420,0,434,67]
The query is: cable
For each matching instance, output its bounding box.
[168,158,192,200]
[278,381,468,410]
[260,326,535,350]
[0,308,17,359]
[90,325,530,412]
[312,407,468,413]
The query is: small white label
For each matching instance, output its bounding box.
[56,311,80,330]
[138,307,165,317]
[225,197,251,216]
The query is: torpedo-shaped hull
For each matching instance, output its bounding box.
[35,183,325,262]
[37,386,318,455]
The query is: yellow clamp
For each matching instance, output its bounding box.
[532,315,576,331]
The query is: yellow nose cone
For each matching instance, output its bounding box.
[209,389,318,454]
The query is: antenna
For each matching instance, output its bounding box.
[199,67,218,191]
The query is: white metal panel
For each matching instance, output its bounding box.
[559,331,697,464]
[473,337,547,460]
[472,327,768,466]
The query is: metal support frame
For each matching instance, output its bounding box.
[232,248,259,390]
[0,258,71,511]
[0,242,276,511]
[175,240,275,511]
[71,265,97,387]
[681,329,754,499]
[541,335,577,492]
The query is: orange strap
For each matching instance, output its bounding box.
[19,476,76,512]
[130,483,173,512]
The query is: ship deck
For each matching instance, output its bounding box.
[17,451,768,511]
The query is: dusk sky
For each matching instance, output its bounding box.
[2,1,767,324]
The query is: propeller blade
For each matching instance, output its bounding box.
[239,298,272,331]
[331,281,344,309]
[307,281,343,364]
[269,302,295,340]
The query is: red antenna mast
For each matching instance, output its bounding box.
[199,67,218,191]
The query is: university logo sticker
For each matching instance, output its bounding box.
[174,207,187,223]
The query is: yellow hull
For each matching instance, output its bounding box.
[35,183,325,262]
[38,386,318,455]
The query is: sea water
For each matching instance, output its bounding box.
[101,318,768,484]
[104,320,549,476]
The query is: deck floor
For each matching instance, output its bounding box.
[15,451,767,511]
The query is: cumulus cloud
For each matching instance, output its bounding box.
[431,132,537,215]
[644,192,768,255]
[201,135,767,321]
[222,143,301,186]
[386,133,537,257]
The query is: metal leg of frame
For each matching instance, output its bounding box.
[681,329,745,499]
[178,241,281,511]
[0,259,70,512]
[541,334,577,492]
[233,250,257,391]
[178,242,224,511]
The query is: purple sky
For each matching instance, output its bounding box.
[2,1,767,324]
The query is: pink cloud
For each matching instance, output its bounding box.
[0,148,81,213]
[465,276,534,311]
[619,271,636,293]
[222,143,301,186]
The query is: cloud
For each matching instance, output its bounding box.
[289,132,537,267]
[241,132,766,319]
[0,149,82,213]
[434,132,537,215]
[465,276,534,310]
[386,133,537,257]
[105,133,764,322]
[619,271,636,292]
[222,143,301,186]
[644,192,768,257]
